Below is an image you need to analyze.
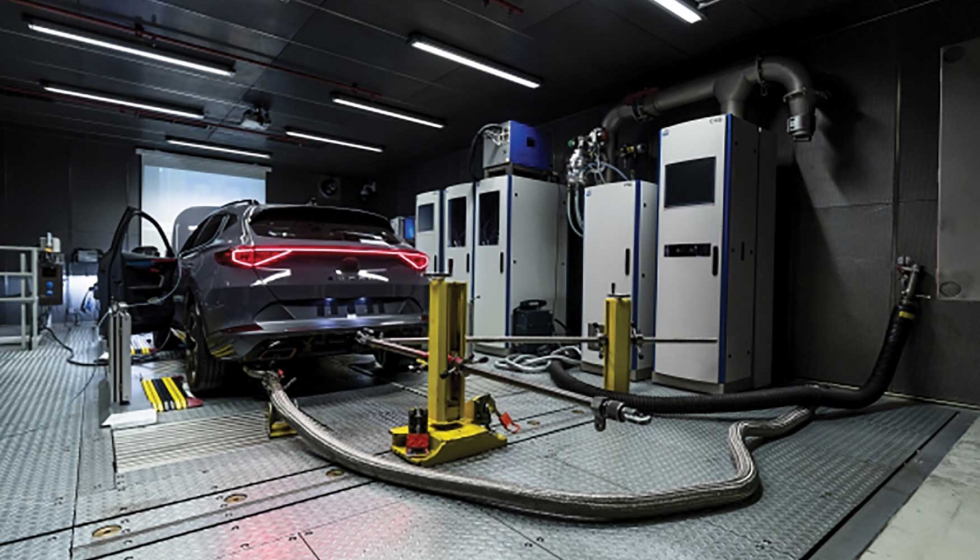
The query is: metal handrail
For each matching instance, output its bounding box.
[0,245,39,349]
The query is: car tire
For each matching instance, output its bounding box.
[185,299,233,394]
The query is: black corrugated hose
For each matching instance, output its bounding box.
[551,282,921,414]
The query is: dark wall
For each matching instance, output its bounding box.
[0,124,141,257]
[0,124,370,255]
[373,0,980,406]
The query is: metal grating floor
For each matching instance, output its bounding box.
[0,325,968,560]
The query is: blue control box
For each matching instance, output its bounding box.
[483,121,550,172]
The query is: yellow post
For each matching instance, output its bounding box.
[390,278,507,466]
[427,278,466,422]
[603,295,632,393]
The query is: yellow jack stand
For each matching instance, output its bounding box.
[602,295,632,393]
[390,278,507,467]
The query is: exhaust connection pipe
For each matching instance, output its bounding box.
[550,260,924,416]
[603,55,816,179]
[257,367,811,521]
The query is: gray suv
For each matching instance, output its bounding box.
[173,201,429,392]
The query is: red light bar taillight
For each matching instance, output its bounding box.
[215,246,429,271]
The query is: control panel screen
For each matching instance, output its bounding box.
[404,216,416,243]
[417,203,434,233]
[664,157,716,208]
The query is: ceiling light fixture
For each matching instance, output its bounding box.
[27,20,236,77]
[42,84,205,119]
[166,138,270,159]
[408,34,541,89]
[331,94,444,129]
[648,0,704,24]
[285,129,383,153]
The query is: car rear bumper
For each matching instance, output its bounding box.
[209,314,427,362]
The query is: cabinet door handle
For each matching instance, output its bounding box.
[712,246,719,276]
[499,252,505,274]
[448,258,454,275]
[625,248,631,276]
[466,253,470,273]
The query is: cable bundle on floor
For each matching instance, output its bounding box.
[493,346,581,373]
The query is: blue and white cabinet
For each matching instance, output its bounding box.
[414,189,443,274]
[581,180,658,380]
[472,175,564,352]
[654,114,776,393]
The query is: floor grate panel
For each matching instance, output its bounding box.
[0,326,968,559]
[113,411,272,473]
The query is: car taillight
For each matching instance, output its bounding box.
[215,247,292,268]
[397,251,429,271]
[215,246,429,271]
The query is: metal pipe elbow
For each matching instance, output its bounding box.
[600,104,634,181]
[758,56,817,141]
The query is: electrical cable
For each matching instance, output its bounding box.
[566,189,584,237]
[586,161,630,182]
[466,123,504,182]
[494,345,581,374]
[40,326,105,367]
[259,368,812,521]
[123,262,182,309]
[573,186,585,231]
[549,297,920,415]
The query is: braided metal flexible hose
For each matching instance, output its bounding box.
[263,372,812,521]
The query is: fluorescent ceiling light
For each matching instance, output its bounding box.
[648,0,704,23]
[332,94,444,129]
[42,84,205,119]
[166,138,270,159]
[27,20,235,77]
[409,35,541,89]
[285,129,383,153]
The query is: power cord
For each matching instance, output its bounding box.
[0,326,101,440]
[494,346,582,374]
[40,327,105,367]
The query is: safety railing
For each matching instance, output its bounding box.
[0,246,39,349]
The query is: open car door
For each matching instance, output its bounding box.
[97,207,178,335]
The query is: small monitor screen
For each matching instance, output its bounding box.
[417,203,434,232]
[404,216,415,242]
[664,157,716,208]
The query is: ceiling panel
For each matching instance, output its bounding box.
[282,9,469,87]
[0,0,930,177]
[76,0,322,57]
[598,0,770,56]
[256,41,438,103]
[431,0,584,32]
[748,0,902,26]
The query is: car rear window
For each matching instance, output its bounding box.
[250,206,398,244]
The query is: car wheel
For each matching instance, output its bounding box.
[185,300,232,394]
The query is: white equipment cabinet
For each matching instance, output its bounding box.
[472,175,563,352]
[654,114,776,393]
[442,183,474,287]
[414,190,443,273]
[581,180,658,379]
